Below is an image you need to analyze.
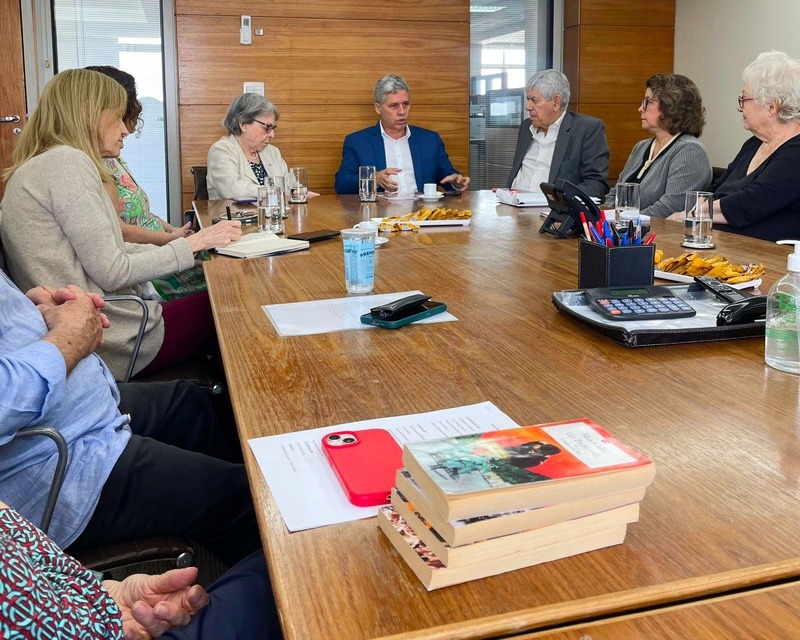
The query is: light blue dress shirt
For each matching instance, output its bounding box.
[0,272,130,547]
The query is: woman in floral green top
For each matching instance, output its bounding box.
[89,66,208,302]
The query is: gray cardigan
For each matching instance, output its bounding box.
[604,135,712,218]
[0,146,195,380]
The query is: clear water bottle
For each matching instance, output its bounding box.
[765,240,800,373]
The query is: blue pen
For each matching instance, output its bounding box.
[589,225,604,244]
[602,219,613,244]
[620,231,628,246]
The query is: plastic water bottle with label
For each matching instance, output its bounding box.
[341,228,375,293]
[766,240,800,373]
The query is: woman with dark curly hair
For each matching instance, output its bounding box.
[604,74,712,218]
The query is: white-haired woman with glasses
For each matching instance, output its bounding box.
[667,51,800,241]
[206,93,289,200]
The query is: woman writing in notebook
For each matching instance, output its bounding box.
[0,69,241,381]
[87,65,209,302]
[603,74,712,218]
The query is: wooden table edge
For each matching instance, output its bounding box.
[376,558,800,640]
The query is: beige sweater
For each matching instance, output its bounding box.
[0,146,195,380]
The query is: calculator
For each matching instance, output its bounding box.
[584,285,697,321]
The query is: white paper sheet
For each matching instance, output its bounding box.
[263,291,457,336]
[248,402,520,531]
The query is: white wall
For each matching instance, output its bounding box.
[675,0,800,167]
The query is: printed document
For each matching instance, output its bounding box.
[263,290,456,336]
[248,402,520,531]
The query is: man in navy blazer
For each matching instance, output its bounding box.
[334,74,470,195]
[507,70,609,200]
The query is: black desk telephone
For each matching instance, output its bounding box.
[539,180,602,239]
[692,276,767,325]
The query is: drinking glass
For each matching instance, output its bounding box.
[359,166,377,202]
[288,167,308,203]
[614,182,641,236]
[256,186,270,232]
[260,184,283,234]
[267,175,289,218]
[682,191,714,249]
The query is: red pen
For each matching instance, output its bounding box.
[644,233,657,245]
[579,211,592,241]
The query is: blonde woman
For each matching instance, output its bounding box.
[0,68,241,380]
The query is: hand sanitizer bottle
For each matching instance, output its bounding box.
[766,239,800,373]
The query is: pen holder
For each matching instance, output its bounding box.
[578,240,655,289]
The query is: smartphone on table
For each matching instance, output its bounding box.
[360,300,447,329]
[440,180,462,197]
[322,429,403,506]
[286,229,341,242]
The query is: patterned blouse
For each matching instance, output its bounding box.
[0,507,123,639]
[250,160,267,185]
[104,158,208,301]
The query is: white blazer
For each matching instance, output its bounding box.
[206,134,289,200]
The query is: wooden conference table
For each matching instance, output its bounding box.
[197,193,800,639]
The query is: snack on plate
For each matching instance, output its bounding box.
[653,250,765,283]
[378,221,420,233]
[381,207,473,223]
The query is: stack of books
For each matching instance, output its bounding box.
[377,419,655,590]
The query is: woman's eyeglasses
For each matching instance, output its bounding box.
[737,95,755,108]
[640,97,657,110]
[252,118,278,133]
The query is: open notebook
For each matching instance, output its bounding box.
[216,232,310,258]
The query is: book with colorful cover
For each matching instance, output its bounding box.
[395,469,647,547]
[376,505,628,590]
[402,419,655,521]
[390,487,639,566]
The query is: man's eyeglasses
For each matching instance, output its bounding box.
[252,118,278,133]
[737,95,755,108]
[641,96,657,110]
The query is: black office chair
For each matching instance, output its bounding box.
[191,165,209,201]
[8,425,195,574]
[712,166,726,185]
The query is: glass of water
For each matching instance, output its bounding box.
[682,191,714,249]
[614,182,641,236]
[267,175,290,218]
[359,165,377,202]
[288,167,308,203]
[257,186,270,233]
[263,184,283,234]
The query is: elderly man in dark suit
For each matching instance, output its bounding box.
[507,70,609,200]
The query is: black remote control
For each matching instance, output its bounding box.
[693,276,750,303]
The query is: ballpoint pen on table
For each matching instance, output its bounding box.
[644,233,657,245]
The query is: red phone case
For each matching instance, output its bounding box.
[321,429,403,507]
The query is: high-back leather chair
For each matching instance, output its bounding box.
[191,166,209,201]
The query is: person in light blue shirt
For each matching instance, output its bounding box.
[0,272,259,566]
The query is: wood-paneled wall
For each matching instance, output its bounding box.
[563,0,675,181]
[175,0,470,208]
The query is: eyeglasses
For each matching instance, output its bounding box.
[252,118,277,133]
[641,96,657,110]
[737,94,755,108]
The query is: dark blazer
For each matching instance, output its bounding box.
[714,134,800,242]
[506,111,610,199]
[334,123,459,194]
